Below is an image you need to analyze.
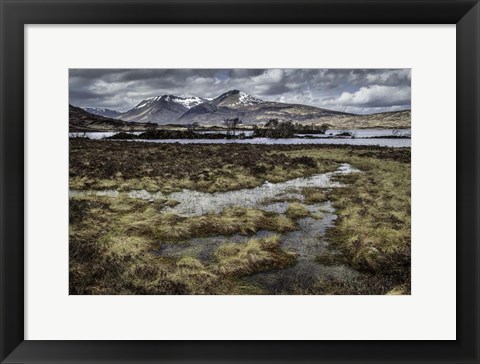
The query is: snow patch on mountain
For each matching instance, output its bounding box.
[133,95,204,110]
[174,96,205,109]
[237,91,264,106]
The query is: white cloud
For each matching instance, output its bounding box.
[251,69,284,84]
[336,85,411,107]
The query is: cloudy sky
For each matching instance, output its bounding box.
[69,69,411,115]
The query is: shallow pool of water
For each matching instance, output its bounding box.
[70,163,360,217]
[155,201,360,294]
[243,202,359,294]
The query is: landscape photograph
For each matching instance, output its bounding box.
[69,68,411,295]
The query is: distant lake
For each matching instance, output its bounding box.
[195,128,411,138]
[69,131,143,139]
[194,130,255,136]
[301,128,411,138]
[125,138,410,148]
[69,128,411,148]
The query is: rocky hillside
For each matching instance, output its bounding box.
[117,95,205,124]
[83,107,123,119]
[211,90,264,107]
[319,110,411,129]
[69,105,144,132]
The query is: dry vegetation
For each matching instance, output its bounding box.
[314,109,411,129]
[285,202,310,219]
[69,139,339,192]
[70,195,296,294]
[70,140,410,295]
[283,146,411,294]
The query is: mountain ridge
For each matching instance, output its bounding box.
[176,90,353,126]
[83,107,123,119]
[69,104,148,132]
[117,95,205,124]
[78,90,411,129]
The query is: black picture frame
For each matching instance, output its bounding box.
[1,0,478,363]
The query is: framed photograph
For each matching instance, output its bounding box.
[1,0,478,363]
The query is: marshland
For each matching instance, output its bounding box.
[69,140,411,295]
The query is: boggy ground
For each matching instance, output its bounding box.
[69,140,410,295]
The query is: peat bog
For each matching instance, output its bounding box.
[69,140,411,295]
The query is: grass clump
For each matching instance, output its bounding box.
[119,206,297,242]
[69,195,299,295]
[301,188,328,204]
[285,202,310,219]
[214,236,295,276]
[170,257,221,294]
[165,199,180,207]
[324,154,410,291]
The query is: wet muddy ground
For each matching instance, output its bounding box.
[70,164,363,294]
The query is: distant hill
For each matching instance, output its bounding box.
[318,110,411,129]
[83,107,123,119]
[69,104,145,132]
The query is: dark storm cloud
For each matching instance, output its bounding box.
[69,68,411,114]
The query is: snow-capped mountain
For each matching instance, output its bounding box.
[210,90,264,107]
[83,107,122,119]
[177,90,351,126]
[118,95,206,124]
[115,90,352,126]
